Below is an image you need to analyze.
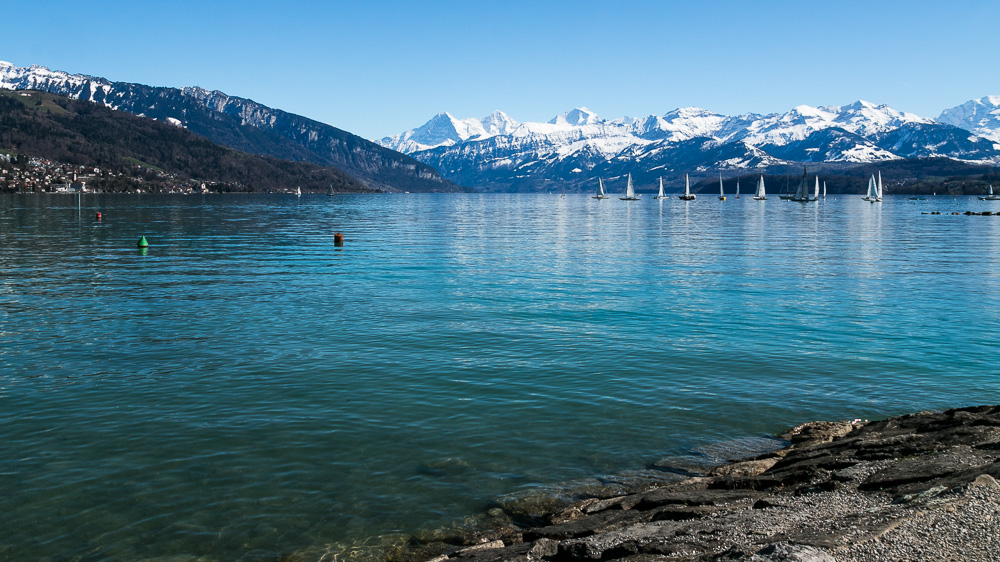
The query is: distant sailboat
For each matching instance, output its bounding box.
[979,184,999,201]
[863,175,875,201]
[779,169,793,200]
[296,186,302,197]
[678,174,696,200]
[863,172,882,202]
[327,184,335,196]
[654,177,668,199]
[592,177,608,199]
[718,173,726,200]
[735,179,740,199]
[823,181,827,198]
[791,168,815,202]
[814,176,820,200]
[753,175,767,200]
[620,173,640,200]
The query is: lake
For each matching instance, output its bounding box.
[2,192,998,560]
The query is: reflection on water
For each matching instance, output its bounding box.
[1,193,999,560]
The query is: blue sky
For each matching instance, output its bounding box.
[3,1,998,140]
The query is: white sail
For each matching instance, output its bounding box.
[598,178,605,197]
[296,186,302,197]
[626,174,635,198]
[658,177,665,198]
[814,176,820,200]
[736,179,740,198]
[877,171,883,199]
[865,175,875,200]
[991,184,995,196]
[719,173,724,196]
[685,174,690,197]
[755,175,766,199]
[823,181,827,198]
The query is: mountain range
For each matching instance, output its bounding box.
[2,60,998,195]
[0,61,463,192]
[380,98,1000,192]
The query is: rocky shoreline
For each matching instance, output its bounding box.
[390,405,1000,562]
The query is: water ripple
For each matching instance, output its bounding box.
[2,193,999,559]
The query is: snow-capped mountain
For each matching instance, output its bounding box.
[938,95,1000,143]
[382,100,1000,192]
[0,61,457,192]
[384,110,521,153]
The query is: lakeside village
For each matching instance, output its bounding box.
[0,152,255,195]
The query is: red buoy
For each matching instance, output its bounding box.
[334,232,344,246]
[95,212,102,221]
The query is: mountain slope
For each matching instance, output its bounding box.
[0,61,463,192]
[0,89,365,193]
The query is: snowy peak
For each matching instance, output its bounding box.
[379,109,522,152]
[417,112,468,144]
[831,100,932,136]
[549,107,600,126]
[480,109,520,136]
[938,95,1000,143]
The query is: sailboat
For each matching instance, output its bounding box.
[678,174,696,200]
[735,179,740,199]
[814,177,820,200]
[823,181,827,198]
[863,172,882,202]
[753,175,767,200]
[592,177,608,199]
[862,175,875,201]
[326,184,335,197]
[718,173,726,201]
[790,168,813,202]
[619,173,640,200]
[979,184,999,201]
[778,168,793,200]
[296,186,302,197]
[653,177,668,199]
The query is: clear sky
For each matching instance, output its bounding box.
[3,0,998,140]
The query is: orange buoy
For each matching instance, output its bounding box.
[334,232,344,246]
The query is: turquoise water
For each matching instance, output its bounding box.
[2,193,999,560]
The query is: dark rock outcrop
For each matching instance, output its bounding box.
[394,406,1000,562]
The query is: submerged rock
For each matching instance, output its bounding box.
[397,405,1000,561]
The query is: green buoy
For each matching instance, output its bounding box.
[137,236,149,248]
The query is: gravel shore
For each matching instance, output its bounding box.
[387,405,1000,562]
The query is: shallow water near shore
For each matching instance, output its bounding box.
[2,192,999,560]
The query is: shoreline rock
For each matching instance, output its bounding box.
[391,405,1000,561]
